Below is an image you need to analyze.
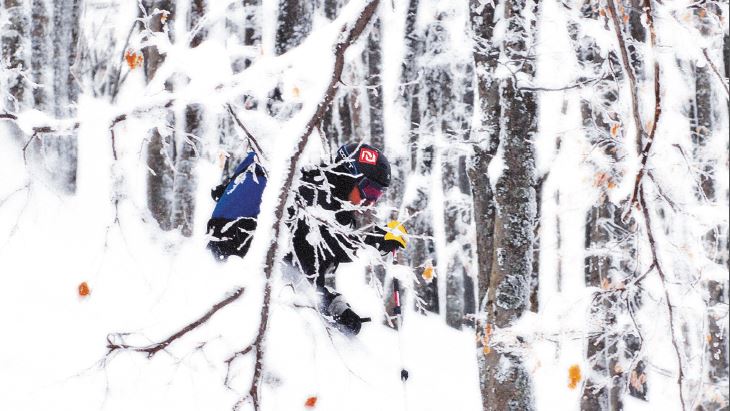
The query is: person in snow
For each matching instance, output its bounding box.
[206,143,407,335]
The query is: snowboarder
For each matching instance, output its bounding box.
[207,143,407,334]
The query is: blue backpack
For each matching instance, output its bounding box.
[211,152,267,220]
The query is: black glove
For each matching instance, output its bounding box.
[211,183,227,202]
[379,237,405,254]
[334,308,365,335]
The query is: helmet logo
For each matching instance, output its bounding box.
[358,148,379,165]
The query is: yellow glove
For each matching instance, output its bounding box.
[384,220,407,249]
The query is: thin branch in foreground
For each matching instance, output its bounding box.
[639,185,687,411]
[606,0,644,153]
[226,104,266,162]
[106,287,245,358]
[702,48,730,98]
[624,0,663,220]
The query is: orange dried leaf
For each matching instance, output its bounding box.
[594,172,610,188]
[707,334,713,343]
[422,265,434,282]
[610,123,620,137]
[623,13,629,23]
[160,10,170,24]
[78,281,90,297]
[292,86,300,98]
[125,49,144,70]
[568,364,582,389]
[305,396,317,408]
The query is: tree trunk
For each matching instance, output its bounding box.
[470,0,502,398]
[275,0,313,56]
[170,0,206,237]
[227,0,261,73]
[2,0,28,114]
[481,1,539,409]
[566,2,644,407]
[143,0,176,231]
[46,0,81,193]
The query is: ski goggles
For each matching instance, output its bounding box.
[358,177,385,206]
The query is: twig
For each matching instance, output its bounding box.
[0,112,18,121]
[639,185,687,411]
[22,131,39,164]
[606,0,644,153]
[624,0,663,219]
[701,48,729,98]
[106,287,245,358]
[225,104,266,161]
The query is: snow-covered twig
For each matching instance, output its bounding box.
[625,0,663,220]
[105,287,245,358]
[638,185,687,410]
[606,0,644,153]
[702,48,730,97]
[226,104,266,162]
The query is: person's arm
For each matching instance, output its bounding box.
[363,220,407,255]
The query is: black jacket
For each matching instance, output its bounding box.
[208,164,392,287]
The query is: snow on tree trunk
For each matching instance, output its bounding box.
[690,7,730,408]
[481,1,539,409]
[30,0,50,111]
[171,0,206,237]
[404,11,451,316]
[226,0,261,73]
[319,0,351,150]
[143,0,176,231]
[46,0,80,193]
[470,0,502,395]
[26,0,79,193]
[564,2,645,407]
[275,0,313,56]
[424,5,476,329]
[219,0,261,181]
[2,0,28,114]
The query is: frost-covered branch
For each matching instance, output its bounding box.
[606,0,644,153]
[105,287,245,358]
[626,0,663,216]
[638,185,687,410]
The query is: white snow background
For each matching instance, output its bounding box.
[0,0,727,410]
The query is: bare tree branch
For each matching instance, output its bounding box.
[638,185,687,411]
[606,0,644,153]
[226,104,266,161]
[624,0,663,219]
[106,287,245,358]
[701,48,730,98]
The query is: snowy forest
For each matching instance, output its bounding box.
[0,0,728,410]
